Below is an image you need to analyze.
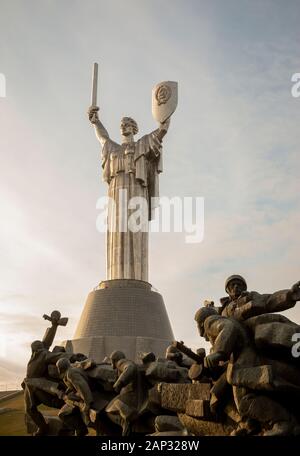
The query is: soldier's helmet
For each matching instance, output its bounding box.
[225,275,247,293]
[110,350,126,365]
[56,357,71,375]
[139,352,156,364]
[194,306,218,325]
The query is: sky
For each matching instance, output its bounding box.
[0,0,299,386]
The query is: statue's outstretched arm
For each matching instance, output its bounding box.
[155,117,171,141]
[42,325,58,350]
[87,106,110,147]
[68,369,94,406]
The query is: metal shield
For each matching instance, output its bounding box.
[152,81,178,123]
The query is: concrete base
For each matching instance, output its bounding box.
[63,279,174,362]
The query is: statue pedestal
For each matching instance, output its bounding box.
[64,279,174,362]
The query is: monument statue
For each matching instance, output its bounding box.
[87,63,177,281]
[64,64,176,365]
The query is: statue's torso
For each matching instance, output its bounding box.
[110,142,136,177]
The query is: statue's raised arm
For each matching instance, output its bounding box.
[155,117,171,142]
[87,105,109,147]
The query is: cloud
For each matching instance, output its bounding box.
[0,356,25,387]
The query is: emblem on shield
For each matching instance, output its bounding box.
[152,81,178,123]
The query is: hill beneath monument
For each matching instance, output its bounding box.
[0,391,28,435]
[0,391,59,436]
[0,391,96,436]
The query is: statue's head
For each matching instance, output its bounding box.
[56,357,71,377]
[120,117,138,137]
[31,340,44,353]
[139,351,156,365]
[225,275,247,300]
[194,307,218,340]
[165,345,183,364]
[69,353,87,363]
[110,350,126,369]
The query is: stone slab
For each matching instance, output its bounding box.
[161,383,211,413]
[185,399,211,418]
[178,413,230,436]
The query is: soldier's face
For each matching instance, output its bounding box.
[227,280,246,300]
[198,323,207,340]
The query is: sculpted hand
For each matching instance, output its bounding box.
[82,403,91,425]
[113,381,122,394]
[290,281,300,302]
[52,311,62,326]
[87,106,99,124]
[159,117,170,131]
[204,352,225,369]
[82,403,91,415]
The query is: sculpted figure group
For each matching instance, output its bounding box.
[195,275,300,436]
[23,276,300,436]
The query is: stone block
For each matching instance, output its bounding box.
[178,413,231,436]
[185,399,211,418]
[63,279,174,363]
[155,415,184,432]
[161,383,211,413]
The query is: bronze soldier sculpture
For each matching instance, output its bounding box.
[219,275,300,321]
[23,311,71,436]
[56,357,94,436]
[194,306,300,436]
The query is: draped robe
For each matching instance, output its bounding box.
[101,130,163,281]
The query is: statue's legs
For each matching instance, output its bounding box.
[24,384,64,435]
[233,386,298,436]
[24,386,49,434]
[58,404,88,436]
[106,395,138,436]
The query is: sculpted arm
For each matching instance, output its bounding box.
[204,317,239,368]
[45,351,71,365]
[113,361,137,392]
[232,284,300,320]
[42,326,58,350]
[265,281,300,312]
[68,370,93,406]
[209,319,238,358]
[87,106,110,147]
[154,117,171,142]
